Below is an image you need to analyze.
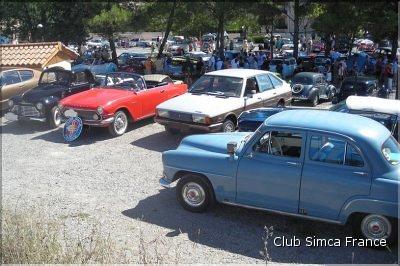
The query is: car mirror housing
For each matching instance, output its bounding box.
[227,142,237,155]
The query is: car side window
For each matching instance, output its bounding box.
[254,131,302,158]
[2,70,21,85]
[244,77,260,95]
[256,74,274,92]
[162,77,173,84]
[345,144,364,167]
[72,72,88,85]
[309,135,345,165]
[268,74,283,87]
[18,70,34,82]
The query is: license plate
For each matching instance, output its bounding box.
[4,112,18,121]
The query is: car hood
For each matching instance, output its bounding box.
[157,93,244,118]
[21,83,66,103]
[178,132,251,154]
[60,88,134,109]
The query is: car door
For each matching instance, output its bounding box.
[255,74,277,106]
[299,132,371,220]
[243,77,264,110]
[236,129,305,213]
[17,70,35,94]
[267,73,289,103]
[134,77,160,118]
[1,70,22,100]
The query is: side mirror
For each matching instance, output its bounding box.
[227,142,237,155]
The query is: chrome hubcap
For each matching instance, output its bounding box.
[182,182,205,207]
[114,113,127,134]
[224,122,234,132]
[361,215,391,240]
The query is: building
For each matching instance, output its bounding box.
[0,42,78,71]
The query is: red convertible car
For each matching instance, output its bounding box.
[59,73,187,136]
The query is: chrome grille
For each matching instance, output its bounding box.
[168,111,192,122]
[18,105,41,117]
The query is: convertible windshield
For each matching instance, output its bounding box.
[40,70,70,85]
[381,136,400,166]
[104,72,145,91]
[189,75,243,97]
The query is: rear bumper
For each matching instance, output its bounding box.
[155,116,223,132]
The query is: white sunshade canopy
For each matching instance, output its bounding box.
[346,96,400,117]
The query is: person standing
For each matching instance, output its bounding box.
[338,62,345,86]
[144,57,153,74]
[243,39,249,53]
[196,57,205,77]
[182,56,194,85]
[385,62,393,93]
[208,53,216,72]
[392,58,398,91]
[215,56,223,70]
[230,57,238,68]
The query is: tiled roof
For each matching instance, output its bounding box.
[0,42,78,68]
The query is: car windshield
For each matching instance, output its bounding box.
[189,75,243,97]
[292,75,313,85]
[104,72,145,91]
[381,136,400,166]
[40,70,70,85]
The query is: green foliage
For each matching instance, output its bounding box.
[87,4,132,38]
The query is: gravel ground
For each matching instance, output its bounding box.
[1,101,398,264]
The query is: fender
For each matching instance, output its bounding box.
[42,95,60,108]
[338,198,398,224]
[307,86,319,99]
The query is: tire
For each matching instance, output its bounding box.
[165,126,180,135]
[277,100,285,108]
[328,90,335,101]
[48,106,61,128]
[222,118,235,132]
[108,110,128,137]
[311,93,319,107]
[176,174,215,213]
[352,214,397,247]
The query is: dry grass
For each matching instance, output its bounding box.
[1,210,122,264]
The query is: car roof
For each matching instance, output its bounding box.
[205,69,269,78]
[264,109,391,145]
[294,72,321,78]
[346,96,400,116]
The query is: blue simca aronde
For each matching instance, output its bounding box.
[160,110,399,244]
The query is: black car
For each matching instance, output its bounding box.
[332,76,380,104]
[8,67,96,128]
[291,72,336,106]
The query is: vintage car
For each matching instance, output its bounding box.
[86,38,110,49]
[330,96,400,137]
[1,68,42,110]
[72,58,117,75]
[268,57,297,79]
[59,73,187,137]
[160,110,399,244]
[332,76,380,104]
[155,69,292,134]
[7,67,96,128]
[117,52,150,66]
[291,72,337,106]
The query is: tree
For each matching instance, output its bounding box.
[157,0,177,59]
[87,4,132,65]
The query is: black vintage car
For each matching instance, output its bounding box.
[291,72,337,106]
[8,67,96,128]
[332,76,380,104]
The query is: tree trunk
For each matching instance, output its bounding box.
[218,14,224,58]
[157,0,177,59]
[109,37,118,65]
[293,0,300,58]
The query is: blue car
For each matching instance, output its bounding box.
[72,58,117,75]
[238,107,286,132]
[160,110,399,244]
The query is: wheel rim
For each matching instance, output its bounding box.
[53,107,61,126]
[361,214,391,240]
[224,122,234,132]
[182,182,205,207]
[114,112,127,134]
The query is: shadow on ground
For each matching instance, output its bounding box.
[131,130,184,152]
[122,188,398,264]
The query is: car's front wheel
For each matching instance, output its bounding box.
[352,214,397,247]
[222,118,235,132]
[176,174,215,213]
[108,110,128,137]
[48,106,61,128]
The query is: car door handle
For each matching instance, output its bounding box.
[160,90,165,93]
[286,161,300,166]
[353,171,367,176]
[245,152,254,158]
[257,97,262,100]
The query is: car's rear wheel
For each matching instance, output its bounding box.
[48,106,61,128]
[328,89,335,101]
[311,94,319,106]
[176,174,214,212]
[222,118,235,132]
[165,126,180,135]
[108,110,128,137]
[352,214,397,247]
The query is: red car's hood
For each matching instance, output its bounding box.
[60,88,134,109]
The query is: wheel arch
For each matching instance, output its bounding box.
[115,107,134,122]
[223,113,238,126]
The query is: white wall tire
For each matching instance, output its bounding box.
[108,110,128,137]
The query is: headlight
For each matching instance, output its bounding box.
[93,113,99,120]
[8,100,14,108]
[157,109,169,118]
[36,102,43,110]
[97,106,103,114]
[192,114,210,124]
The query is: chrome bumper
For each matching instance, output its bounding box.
[155,116,223,132]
